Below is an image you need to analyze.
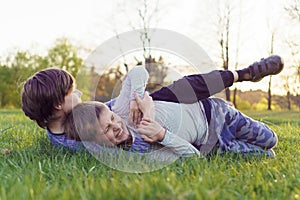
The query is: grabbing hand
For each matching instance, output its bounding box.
[137,118,166,143]
[129,100,143,127]
[134,92,155,120]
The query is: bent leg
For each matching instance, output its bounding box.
[150,70,234,103]
[234,112,278,149]
[150,55,284,104]
[218,105,277,156]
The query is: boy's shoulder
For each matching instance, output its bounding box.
[46,128,84,150]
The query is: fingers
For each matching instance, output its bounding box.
[144,91,152,100]
[134,93,142,104]
[141,135,155,143]
[129,110,134,125]
[134,92,152,105]
[129,100,143,126]
[130,110,143,127]
[129,109,138,126]
[133,110,138,126]
[143,92,153,103]
[134,111,142,127]
[142,119,152,125]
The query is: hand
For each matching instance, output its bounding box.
[137,118,166,143]
[129,100,143,127]
[134,92,154,120]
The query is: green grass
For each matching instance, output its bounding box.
[0,110,300,200]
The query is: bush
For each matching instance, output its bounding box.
[252,98,281,111]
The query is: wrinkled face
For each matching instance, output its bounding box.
[95,106,130,146]
[61,89,82,114]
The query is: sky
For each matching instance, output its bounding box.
[0,0,284,55]
[0,0,299,95]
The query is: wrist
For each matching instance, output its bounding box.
[157,128,166,142]
[143,111,154,120]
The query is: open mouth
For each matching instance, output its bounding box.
[116,130,123,140]
[115,122,126,140]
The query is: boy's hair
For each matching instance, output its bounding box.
[64,101,106,142]
[22,68,75,128]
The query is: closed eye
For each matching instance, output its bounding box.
[104,114,114,134]
[104,126,109,134]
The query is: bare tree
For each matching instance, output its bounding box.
[264,3,283,110]
[285,0,300,21]
[232,0,244,108]
[136,0,168,89]
[216,2,234,101]
[110,0,168,86]
[285,0,300,109]
[285,40,300,108]
[282,75,293,110]
[267,31,275,110]
[137,0,159,59]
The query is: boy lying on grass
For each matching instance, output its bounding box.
[64,56,283,158]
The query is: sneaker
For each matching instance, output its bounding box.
[249,55,284,82]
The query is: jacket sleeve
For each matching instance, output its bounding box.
[159,130,202,157]
[112,66,149,118]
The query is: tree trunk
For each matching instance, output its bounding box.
[267,76,272,110]
[0,94,4,108]
[287,91,291,110]
[233,87,237,108]
[225,14,230,102]
[223,60,230,101]
[267,33,274,111]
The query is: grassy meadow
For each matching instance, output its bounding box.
[0,109,299,200]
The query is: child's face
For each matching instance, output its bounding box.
[94,106,130,146]
[62,89,82,114]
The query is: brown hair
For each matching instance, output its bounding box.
[64,101,106,142]
[21,68,74,128]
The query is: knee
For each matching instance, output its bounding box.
[267,130,278,149]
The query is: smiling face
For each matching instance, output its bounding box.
[94,106,130,146]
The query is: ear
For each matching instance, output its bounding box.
[54,104,62,110]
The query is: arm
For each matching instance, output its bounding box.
[134,94,201,157]
[112,66,149,119]
[136,118,201,157]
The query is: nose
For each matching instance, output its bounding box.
[112,122,122,133]
[73,89,82,98]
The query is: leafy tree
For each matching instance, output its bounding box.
[0,38,84,108]
[47,38,83,77]
[94,66,124,102]
[1,50,42,108]
[75,67,95,101]
[0,65,13,107]
[144,55,168,92]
